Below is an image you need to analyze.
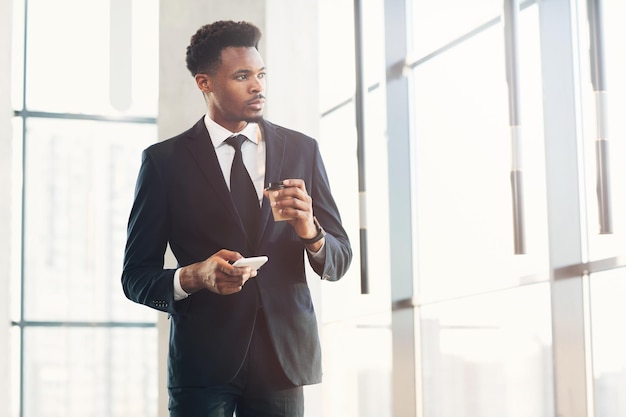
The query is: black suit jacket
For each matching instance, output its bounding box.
[122,118,352,388]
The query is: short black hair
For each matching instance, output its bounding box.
[185,20,262,76]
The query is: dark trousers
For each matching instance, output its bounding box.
[168,309,304,417]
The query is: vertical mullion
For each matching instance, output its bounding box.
[538,0,593,416]
[385,0,420,415]
[353,0,369,294]
[587,0,612,234]
[19,0,29,415]
[503,0,527,254]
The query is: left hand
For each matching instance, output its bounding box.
[263,178,318,240]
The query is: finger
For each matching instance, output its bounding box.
[291,193,312,210]
[276,190,311,209]
[282,179,306,192]
[283,186,312,209]
[232,267,257,279]
[216,283,244,295]
[240,268,258,278]
[218,257,250,277]
[214,275,246,293]
[216,249,243,264]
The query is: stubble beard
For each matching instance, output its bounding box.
[245,115,264,124]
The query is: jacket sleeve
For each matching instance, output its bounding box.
[121,148,178,314]
[306,141,353,281]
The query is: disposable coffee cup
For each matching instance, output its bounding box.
[266,181,291,221]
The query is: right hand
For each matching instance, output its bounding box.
[179,249,257,295]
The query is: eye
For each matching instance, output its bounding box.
[258,72,266,79]
[236,74,248,81]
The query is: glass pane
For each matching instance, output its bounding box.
[579,0,626,260]
[11,117,24,323]
[411,8,549,303]
[22,118,156,322]
[322,313,392,417]
[25,0,158,116]
[590,268,626,417]
[318,102,362,312]
[318,2,391,413]
[319,0,356,112]
[420,283,554,417]
[410,0,501,58]
[11,0,25,110]
[23,327,157,417]
[604,0,626,249]
[362,86,391,300]
[362,0,385,88]
[319,87,392,311]
[10,327,20,417]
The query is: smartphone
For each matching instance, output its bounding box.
[232,256,268,270]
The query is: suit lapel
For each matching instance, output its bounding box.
[183,119,242,230]
[259,121,286,243]
[182,119,286,250]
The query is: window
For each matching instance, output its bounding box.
[385,0,626,415]
[409,3,549,302]
[11,1,159,416]
[318,0,392,415]
[405,2,553,414]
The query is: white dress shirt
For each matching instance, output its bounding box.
[173,116,324,300]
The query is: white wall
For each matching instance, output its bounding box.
[158,0,268,140]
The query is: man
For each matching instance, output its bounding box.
[122,20,352,417]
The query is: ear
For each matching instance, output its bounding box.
[195,73,212,93]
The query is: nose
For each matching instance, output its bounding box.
[250,76,265,93]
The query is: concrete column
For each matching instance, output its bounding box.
[538,0,592,416]
[384,0,420,415]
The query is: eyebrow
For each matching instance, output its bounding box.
[233,67,266,76]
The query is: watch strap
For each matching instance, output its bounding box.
[300,217,326,245]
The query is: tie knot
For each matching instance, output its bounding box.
[226,135,246,151]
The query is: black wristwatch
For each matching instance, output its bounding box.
[300,217,326,245]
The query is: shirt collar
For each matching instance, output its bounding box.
[204,115,259,148]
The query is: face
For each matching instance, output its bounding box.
[196,46,266,132]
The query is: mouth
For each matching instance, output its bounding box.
[247,95,265,110]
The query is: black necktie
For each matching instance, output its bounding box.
[226,135,260,247]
